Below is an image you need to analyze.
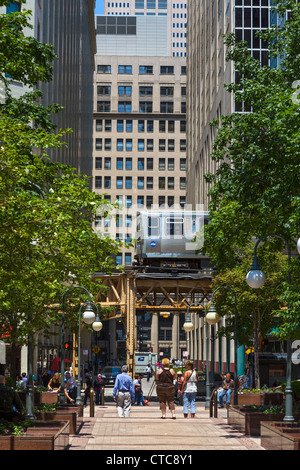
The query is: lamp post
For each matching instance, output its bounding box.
[246,234,294,422]
[60,286,94,406]
[183,301,218,409]
[76,301,102,405]
[209,287,238,405]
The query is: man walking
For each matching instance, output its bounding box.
[113,365,135,417]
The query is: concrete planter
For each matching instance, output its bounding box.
[42,392,59,404]
[237,392,284,406]
[17,391,42,406]
[261,421,300,450]
[0,421,70,450]
[35,404,83,434]
[228,405,300,436]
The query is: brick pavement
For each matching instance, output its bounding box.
[68,378,265,452]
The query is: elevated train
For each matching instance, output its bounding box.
[135,210,211,271]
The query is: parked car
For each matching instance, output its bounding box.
[196,372,225,397]
[101,366,121,386]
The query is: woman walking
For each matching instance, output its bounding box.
[181,360,198,418]
[156,358,177,419]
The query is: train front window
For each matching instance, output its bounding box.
[148,216,159,236]
[166,217,184,236]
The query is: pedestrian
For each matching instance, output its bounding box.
[93,373,104,405]
[48,372,61,392]
[155,358,177,419]
[219,372,234,408]
[145,364,151,382]
[83,372,93,406]
[21,372,27,388]
[180,360,198,418]
[113,365,135,417]
[0,375,24,421]
[65,371,77,404]
[134,374,145,406]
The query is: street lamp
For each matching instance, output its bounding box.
[60,286,94,405]
[297,237,300,255]
[76,301,102,405]
[209,288,238,405]
[246,234,294,422]
[183,301,214,409]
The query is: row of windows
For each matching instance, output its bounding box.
[96,101,186,114]
[95,194,186,211]
[94,175,187,190]
[97,85,186,97]
[97,64,186,75]
[95,137,186,152]
[95,119,186,133]
[95,156,187,171]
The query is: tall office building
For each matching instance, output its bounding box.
[35,0,96,177]
[186,0,280,210]
[93,14,187,267]
[103,0,187,57]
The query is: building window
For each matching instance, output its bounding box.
[104,176,111,189]
[159,120,166,132]
[147,139,154,151]
[97,65,111,74]
[160,86,174,96]
[95,157,102,169]
[125,253,132,265]
[137,177,144,189]
[97,85,111,95]
[118,85,132,96]
[126,120,133,132]
[138,158,145,170]
[180,177,186,189]
[125,177,132,188]
[126,158,132,170]
[159,139,165,151]
[180,158,186,170]
[117,120,124,132]
[104,139,111,150]
[160,65,174,74]
[95,139,102,151]
[146,195,153,208]
[118,65,132,74]
[180,139,186,151]
[117,157,123,170]
[168,177,175,189]
[147,158,153,170]
[117,139,123,151]
[139,101,153,113]
[139,86,153,96]
[159,158,165,170]
[104,157,111,169]
[95,176,102,189]
[97,101,111,112]
[118,101,132,112]
[147,177,153,189]
[116,176,123,189]
[168,158,175,171]
[139,65,153,74]
[160,102,174,113]
[180,120,186,132]
[138,139,145,151]
[95,119,102,132]
[168,139,175,151]
[168,120,175,132]
[159,177,165,189]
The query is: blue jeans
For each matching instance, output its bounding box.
[135,392,145,406]
[183,392,196,415]
[219,389,232,407]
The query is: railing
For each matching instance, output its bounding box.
[209,388,218,418]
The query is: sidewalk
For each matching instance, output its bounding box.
[68,378,265,451]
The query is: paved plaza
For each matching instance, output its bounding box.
[68,377,265,452]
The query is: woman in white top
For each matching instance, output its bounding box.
[181,360,199,418]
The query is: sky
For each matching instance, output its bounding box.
[95,0,104,15]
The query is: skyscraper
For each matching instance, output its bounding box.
[186,0,285,210]
[103,0,187,56]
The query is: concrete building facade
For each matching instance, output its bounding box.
[93,15,187,267]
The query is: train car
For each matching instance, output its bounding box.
[135,210,210,270]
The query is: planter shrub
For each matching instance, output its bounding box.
[34,403,83,434]
[0,420,70,450]
[228,405,300,436]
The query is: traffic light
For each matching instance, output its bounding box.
[137,326,149,350]
[64,341,73,351]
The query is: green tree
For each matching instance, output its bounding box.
[203,0,300,337]
[211,248,288,388]
[0,2,123,378]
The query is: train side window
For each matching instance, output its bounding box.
[166,217,184,236]
[148,217,159,236]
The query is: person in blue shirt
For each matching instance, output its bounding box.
[113,365,135,417]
